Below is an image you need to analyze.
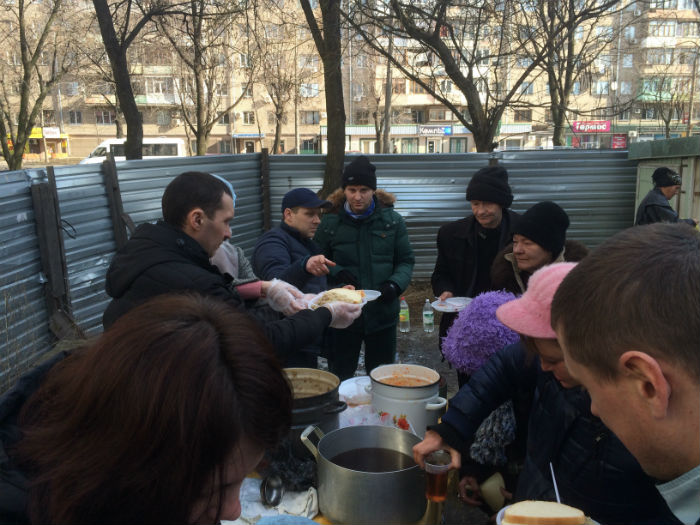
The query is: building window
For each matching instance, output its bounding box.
[642,108,656,120]
[239,53,251,68]
[356,54,368,68]
[265,24,282,39]
[215,83,228,96]
[299,54,319,71]
[411,109,425,124]
[618,109,631,120]
[429,109,451,121]
[95,110,115,125]
[391,78,406,94]
[220,140,232,153]
[650,0,677,8]
[410,80,426,94]
[623,54,634,68]
[677,22,699,37]
[355,110,370,125]
[300,83,319,98]
[301,139,317,153]
[514,109,532,122]
[519,81,534,95]
[646,48,674,65]
[42,110,56,125]
[219,113,230,124]
[621,81,632,95]
[517,56,532,68]
[449,138,467,152]
[63,81,79,96]
[624,26,636,40]
[300,110,320,125]
[68,110,82,124]
[594,81,610,95]
[242,111,255,124]
[352,82,365,100]
[572,82,581,95]
[241,85,252,98]
[595,26,613,38]
[439,79,453,93]
[648,20,676,36]
[147,77,173,95]
[156,111,171,126]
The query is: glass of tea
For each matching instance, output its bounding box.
[424,450,451,502]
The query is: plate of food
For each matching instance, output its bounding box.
[431,297,472,313]
[496,500,594,525]
[308,288,370,309]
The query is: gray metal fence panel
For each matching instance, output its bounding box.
[269,151,637,279]
[0,170,52,391]
[116,154,264,257]
[53,163,119,336]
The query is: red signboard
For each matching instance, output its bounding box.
[572,120,611,133]
[611,134,627,149]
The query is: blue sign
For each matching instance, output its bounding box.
[419,125,452,136]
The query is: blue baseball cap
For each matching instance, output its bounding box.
[281,188,331,213]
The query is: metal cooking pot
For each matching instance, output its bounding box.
[284,368,347,459]
[302,425,426,525]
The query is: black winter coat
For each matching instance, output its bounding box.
[103,221,331,360]
[635,188,696,226]
[435,343,679,525]
[0,352,67,525]
[430,210,519,337]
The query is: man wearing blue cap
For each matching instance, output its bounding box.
[253,188,335,296]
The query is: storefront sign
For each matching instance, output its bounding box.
[611,134,627,149]
[419,125,452,136]
[42,127,61,139]
[572,121,610,133]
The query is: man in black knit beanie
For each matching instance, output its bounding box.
[431,165,520,386]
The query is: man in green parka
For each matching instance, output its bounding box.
[314,156,415,380]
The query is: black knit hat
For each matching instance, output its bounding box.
[512,201,570,256]
[652,167,681,188]
[466,166,513,208]
[342,156,377,190]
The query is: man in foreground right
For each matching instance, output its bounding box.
[551,223,699,525]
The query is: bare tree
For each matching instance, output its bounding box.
[523,0,626,146]
[300,0,345,195]
[157,0,251,155]
[92,0,182,160]
[345,0,550,152]
[0,0,82,170]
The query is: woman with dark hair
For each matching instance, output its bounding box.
[0,293,292,524]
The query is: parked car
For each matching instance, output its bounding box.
[79,137,186,164]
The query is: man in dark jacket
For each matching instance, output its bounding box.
[252,187,335,367]
[102,171,361,362]
[635,167,697,226]
[314,156,415,380]
[431,166,519,386]
[417,342,679,525]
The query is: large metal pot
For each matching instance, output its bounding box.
[284,368,347,458]
[302,425,426,525]
[368,364,446,437]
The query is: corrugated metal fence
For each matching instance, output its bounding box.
[1,149,636,392]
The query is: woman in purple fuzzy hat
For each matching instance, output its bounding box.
[441,291,525,514]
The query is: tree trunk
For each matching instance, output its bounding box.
[273,109,283,153]
[93,0,143,159]
[381,38,393,154]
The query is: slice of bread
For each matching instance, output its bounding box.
[502,501,586,525]
[313,288,365,307]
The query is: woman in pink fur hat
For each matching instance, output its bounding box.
[414,262,679,525]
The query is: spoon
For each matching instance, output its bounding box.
[260,474,285,507]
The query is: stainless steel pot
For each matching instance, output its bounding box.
[302,425,426,525]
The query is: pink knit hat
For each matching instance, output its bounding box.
[496,262,577,338]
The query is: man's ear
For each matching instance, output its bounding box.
[282,208,292,222]
[619,351,671,419]
[185,207,206,233]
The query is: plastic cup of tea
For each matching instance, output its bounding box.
[424,450,451,502]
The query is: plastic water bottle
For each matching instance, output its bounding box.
[399,297,410,332]
[422,299,434,333]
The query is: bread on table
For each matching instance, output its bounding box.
[312,288,365,308]
[502,500,586,525]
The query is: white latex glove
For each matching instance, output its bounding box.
[322,301,363,329]
[266,279,305,316]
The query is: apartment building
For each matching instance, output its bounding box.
[6,0,699,162]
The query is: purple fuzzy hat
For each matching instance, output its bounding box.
[442,291,520,374]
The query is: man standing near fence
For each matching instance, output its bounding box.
[431,165,519,386]
[314,156,415,380]
[102,171,361,363]
[635,167,697,226]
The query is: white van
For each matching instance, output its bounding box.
[80,137,186,164]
